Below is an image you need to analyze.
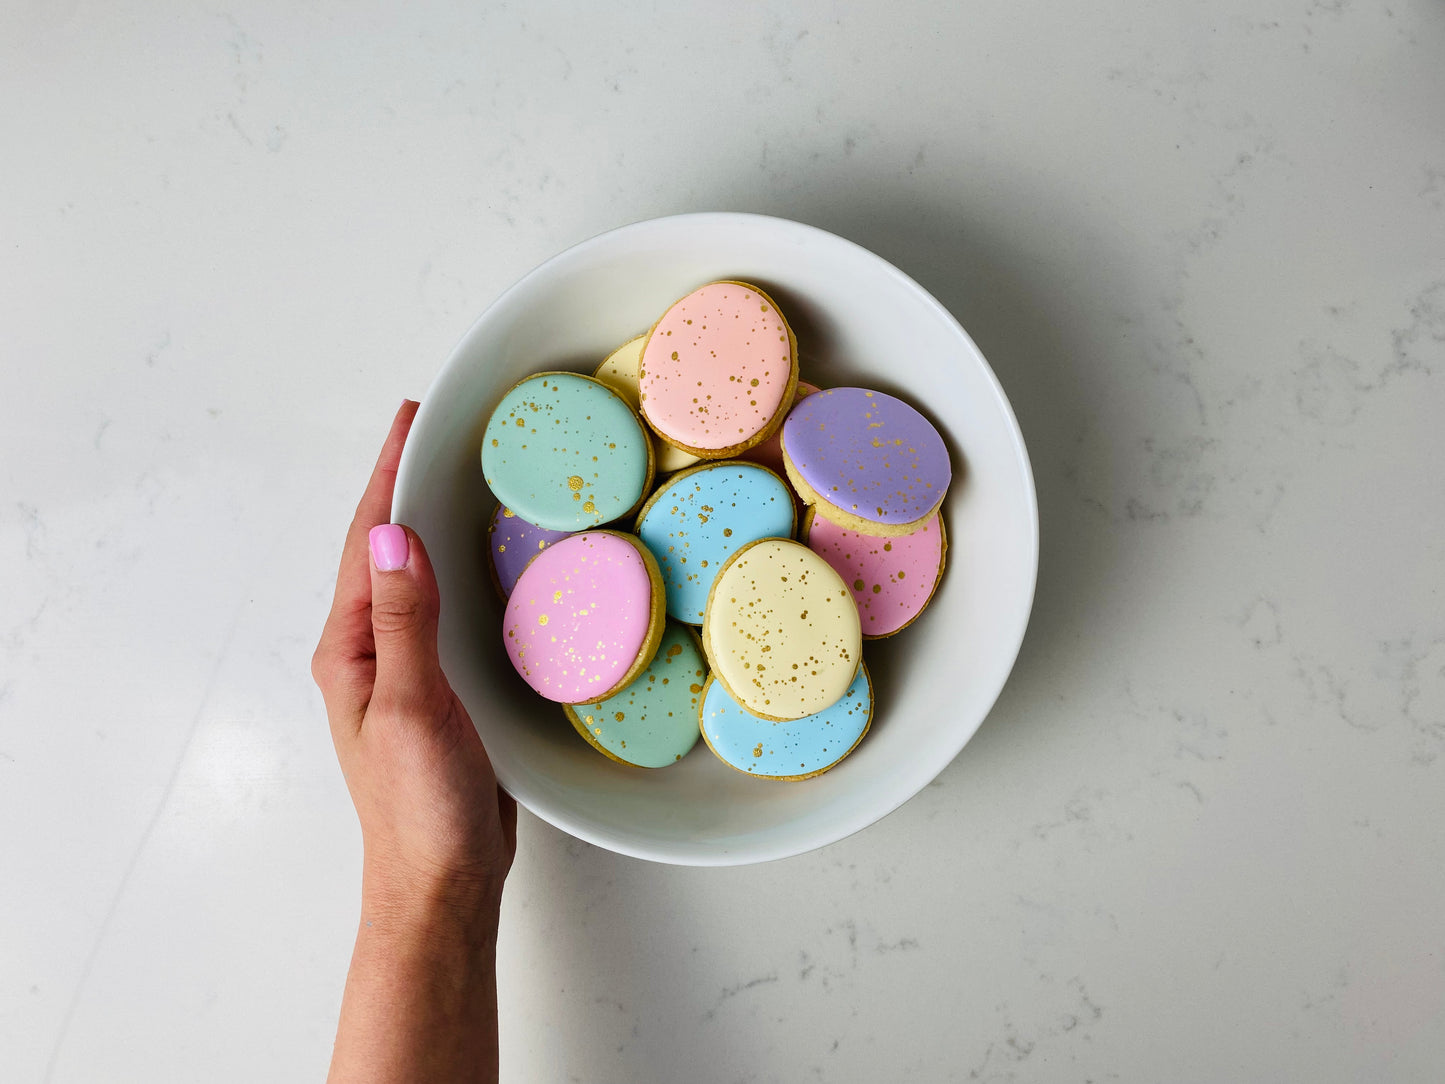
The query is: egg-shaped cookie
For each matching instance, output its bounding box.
[781,387,950,536]
[634,461,796,625]
[594,335,700,474]
[482,371,654,532]
[699,662,872,780]
[701,537,862,722]
[563,621,708,767]
[486,504,571,599]
[801,508,947,638]
[503,530,666,704]
[639,281,798,458]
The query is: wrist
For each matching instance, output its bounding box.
[360,847,503,943]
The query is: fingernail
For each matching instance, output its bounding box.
[369,524,409,571]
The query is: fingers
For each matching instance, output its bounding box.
[334,399,421,628]
[314,401,420,723]
[367,524,445,721]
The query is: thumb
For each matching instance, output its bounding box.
[367,523,444,712]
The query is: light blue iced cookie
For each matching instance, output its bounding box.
[699,663,872,780]
[563,621,708,767]
[482,372,654,532]
[633,461,795,624]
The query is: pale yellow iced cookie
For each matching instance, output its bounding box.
[700,537,862,722]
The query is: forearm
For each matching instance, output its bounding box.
[328,864,502,1084]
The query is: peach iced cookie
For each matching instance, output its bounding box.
[638,281,798,458]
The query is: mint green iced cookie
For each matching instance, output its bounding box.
[563,621,708,767]
[482,372,653,532]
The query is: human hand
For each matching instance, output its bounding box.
[312,400,516,918]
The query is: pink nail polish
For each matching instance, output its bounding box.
[369,524,409,571]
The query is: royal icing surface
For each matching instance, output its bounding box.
[700,664,872,779]
[504,532,657,703]
[782,387,951,527]
[482,373,651,532]
[702,538,861,721]
[566,621,707,767]
[594,336,700,474]
[639,282,794,452]
[636,462,796,624]
[804,510,945,637]
[487,505,571,598]
[740,380,820,477]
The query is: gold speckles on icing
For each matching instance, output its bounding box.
[802,508,948,638]
[561,621,707,767]
[780,386,950,535]
[638,282,797,456]
[481,372,652,531]
[699,665,873,779]
[503,531,664,704]
[634,461,796,624]
[701,538,861,721]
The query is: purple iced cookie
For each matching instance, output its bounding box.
[487,505,571,598]
[780,387,950,537]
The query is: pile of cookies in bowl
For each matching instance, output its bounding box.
[481,280,950,781]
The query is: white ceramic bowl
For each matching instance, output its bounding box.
[393,213,1037,866]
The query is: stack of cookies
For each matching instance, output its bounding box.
[481,281,950,781]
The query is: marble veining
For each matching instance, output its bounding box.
[4,2,1444,1082]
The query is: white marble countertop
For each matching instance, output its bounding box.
[4,2,1443,1080]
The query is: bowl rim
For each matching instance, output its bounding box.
[394,211,1039,866]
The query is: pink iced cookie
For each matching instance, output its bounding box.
[802,509,947,638]
[638,281,798,458]
[503,530,666,704]
[741,380,820,477]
